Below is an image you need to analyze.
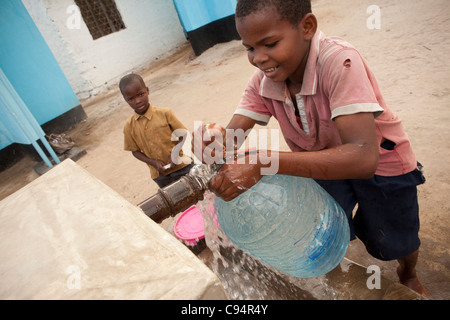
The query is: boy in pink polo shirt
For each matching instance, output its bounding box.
[197,0,427,296]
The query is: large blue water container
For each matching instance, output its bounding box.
[214,174,350,278]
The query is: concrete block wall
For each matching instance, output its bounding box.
[23,0,188,99]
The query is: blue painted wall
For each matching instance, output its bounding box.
[0,0,80,150]
[173,0,237,33]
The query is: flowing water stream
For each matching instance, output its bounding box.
[188,165,341,300]
[196,192,343,300]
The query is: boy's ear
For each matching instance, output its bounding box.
[301,13,317,40]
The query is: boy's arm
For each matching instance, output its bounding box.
[276,112,379,179]
[226,114,257,131]
[226,114,258,150]
[132,151,168,174]
[209,112,379,201]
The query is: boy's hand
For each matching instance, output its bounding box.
[163,156,176,172]
[133,151,171,174]
[154,160,171,174]
[209,155,263,202]
[192,123,227,164]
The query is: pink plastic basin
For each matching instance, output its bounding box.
[174,206,205,246]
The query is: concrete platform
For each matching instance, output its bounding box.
[0,159,228,300]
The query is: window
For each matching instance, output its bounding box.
[74,0,126,40]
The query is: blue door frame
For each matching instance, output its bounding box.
[0,0,80,154]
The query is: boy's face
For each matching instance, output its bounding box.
[122,80,150,115]
[236,6,315,85]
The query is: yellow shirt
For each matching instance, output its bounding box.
[123,105,191,179]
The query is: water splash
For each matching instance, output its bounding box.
[190,164,342,300]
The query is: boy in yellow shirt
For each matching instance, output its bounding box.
[121,74,193,188]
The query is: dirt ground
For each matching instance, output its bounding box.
[0,0,449,299]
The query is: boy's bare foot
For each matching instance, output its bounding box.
[397,265,429,298]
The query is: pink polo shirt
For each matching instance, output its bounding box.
[235,30,417,176]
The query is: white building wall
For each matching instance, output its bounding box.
[22,0,187,99]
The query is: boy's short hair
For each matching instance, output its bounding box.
[119,74,146,94]
[236,0,312,26]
